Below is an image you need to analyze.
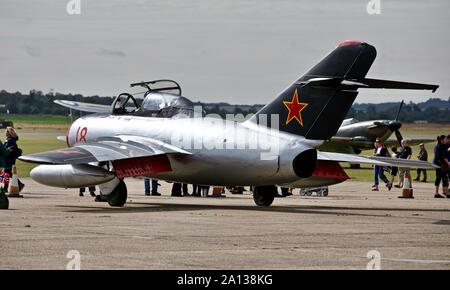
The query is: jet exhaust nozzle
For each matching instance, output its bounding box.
[30,164,115,188]
[292,149,317,178]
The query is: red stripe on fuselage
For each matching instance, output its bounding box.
[113,155,172,179]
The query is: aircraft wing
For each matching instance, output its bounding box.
[54,100,111,114]
[19,135,191,165]
[319,136,373,152]
[317,151,439,169]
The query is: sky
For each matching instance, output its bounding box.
[0,0,449,105]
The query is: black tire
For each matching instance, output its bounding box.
[253,185,276,207]
[106,180,127,207]
[0,191,9,210]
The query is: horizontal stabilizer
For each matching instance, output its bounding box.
[300,77,438,92]
[360,78,439,92]
[318,151,439,169]
[368,156,439,169]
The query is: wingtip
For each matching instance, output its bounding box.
[338,40,365,47]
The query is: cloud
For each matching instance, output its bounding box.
[23,45,42,57]
[95,48,127,58]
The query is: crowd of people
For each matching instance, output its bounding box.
[371,135,449,198]
[0,120,447,205]
[143,178,212,197]
[2,125,445,200]
[78,135,450,200]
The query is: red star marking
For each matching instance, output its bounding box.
[283,88,309,126]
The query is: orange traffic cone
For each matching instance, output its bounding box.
[7,165,23,198]
[399,175,414,199]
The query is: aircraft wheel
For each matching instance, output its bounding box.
[106,180,128,207]
[253,185,276,207]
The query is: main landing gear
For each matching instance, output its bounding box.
[252,185,277,207]
[105,180,128,207]
[102,180,278,208]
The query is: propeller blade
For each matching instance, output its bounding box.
[394,129,403,146]
[395,100,404,121]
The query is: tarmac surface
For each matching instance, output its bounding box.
[1,178,449,270]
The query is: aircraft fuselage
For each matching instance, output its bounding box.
[336,120,393,142]
[67,114,323,186]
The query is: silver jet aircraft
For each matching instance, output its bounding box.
[20,41,439,207]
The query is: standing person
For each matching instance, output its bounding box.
[0,139,9,193]
[398,139,413,189]
[192,184,201,197]
[414,143,428,182]
[446,135,450,197]
[3,127,23,192]
[0,140,8,208]
[171,182,182,197]
[432,135,448,198]
[79,186,96,197]
[280,187,292,196]
[390,147,399,186]
[200,185,210,197]
[372,138,392,191]
[144,178,161,196]
[182,184,189,196]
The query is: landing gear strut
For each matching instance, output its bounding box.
[253,185,277,207]
[106,180,128,207]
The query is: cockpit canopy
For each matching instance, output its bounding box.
[341,118,359,126]
[134,92,195,118]
[111,79,195,118]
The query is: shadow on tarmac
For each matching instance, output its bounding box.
[56,201,450,219]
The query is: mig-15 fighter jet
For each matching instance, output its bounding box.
[20,41,439,207]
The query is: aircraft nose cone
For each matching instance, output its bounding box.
[388,121,402,131]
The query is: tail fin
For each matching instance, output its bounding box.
[250,40,376,140]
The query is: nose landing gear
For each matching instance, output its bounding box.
[253,185,277,207]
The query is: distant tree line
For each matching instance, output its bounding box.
[0,89,448,123]
[0,90,114,115]
[347,100,450,123]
